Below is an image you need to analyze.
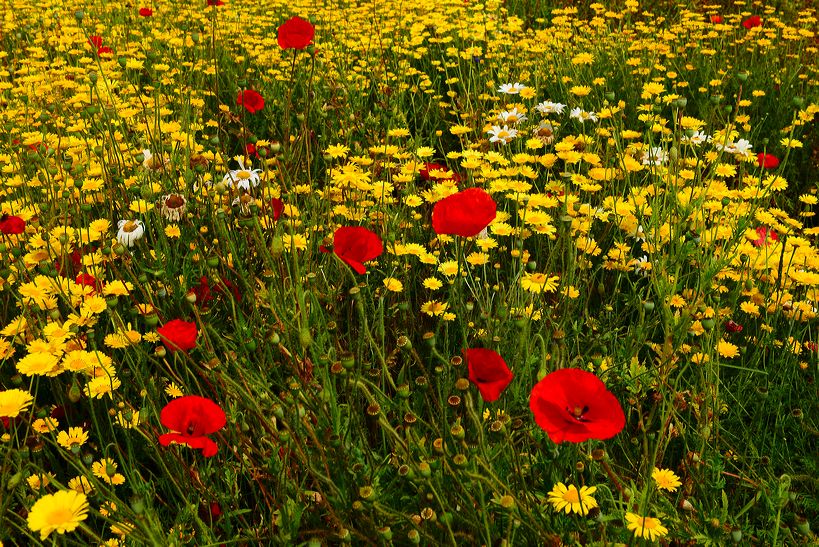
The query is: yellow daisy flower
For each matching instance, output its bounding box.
[652,468,682,492]
[547,483,598,516]
[27,490,89,541]
[625,512,668,541]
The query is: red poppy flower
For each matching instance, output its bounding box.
[466,348,514,402]
[742,15,761,29]
[432,188,497,238]
[97,46,113,56]
[236,89,264,114]
[0,214,25,235]
[158,396,226,457]
[277,16,315,50]
[207,0,224,5]
[725,320,743,333]
[322,226,383,274]
[757,153,780,169]
[270,197,284,221]
[529,368,625,444]
[710,15,723,24]
[75,273,103,293]
[88,36,103,49]
[157,319,198,353]
[753,226,778,247]
[138,7,152,16]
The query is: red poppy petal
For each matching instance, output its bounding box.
[159,433,219,457]
[160,395,226,434]
[529,368,625,443]
[432,188,496,237]
[332,226,382,274]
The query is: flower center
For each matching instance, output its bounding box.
[562,488,580,503]
[568,405,590,422]
[46,507,74,526]
[236,170,252,180]
[165,194,185,208]
[122,221,138,233]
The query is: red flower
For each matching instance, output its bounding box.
[157,319,198,353]
[529,368,625,444]
[322,226,383,274]
[725,320,743,333]
[710,15,723,24]
[742,15,761,29]
[752,226,778,247]
[466,348,513,402]
[207,0,224,5]
[432,188,497,237]
[138,7,153,16]
[97,46,113,56]
[88,36,103,49]
[75,273,103,294]
[158,396,226,457]
[270,197,284,221]
[191,276,242,307]
[0,214,25,235]
[757,153,780,169]
[277,16,315,50]
[236,90,264,114]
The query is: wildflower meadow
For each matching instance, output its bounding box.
[1,0,818,544]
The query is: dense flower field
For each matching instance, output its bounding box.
[0,0,817,544]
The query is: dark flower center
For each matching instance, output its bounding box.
[568,405,590,422]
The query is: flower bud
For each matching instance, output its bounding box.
[299,327,313,348]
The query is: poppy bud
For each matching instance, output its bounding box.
[340,351,355,370]
[795,515,811,536]
[68,379,82,403]
[299,327,313,348]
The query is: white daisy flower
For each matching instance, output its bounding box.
[641,146,668,166]
[534,120,555,144]
[487,125,518,144]
[535,100,567,115]
[714,138,753,155]
[497,108,527,125]
[497,82,526,94]
[681,131,711,145]
[569,107,598,123]
[159,194,187,222]
[116,220,145,247]
[142,149,169,172]
[222,158,262,191]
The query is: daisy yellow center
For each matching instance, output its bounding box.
[122,221,138,233]
[562,488,580,503]
[639,517,658,529]
[45,507,74,526]
[237,170,252,180]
